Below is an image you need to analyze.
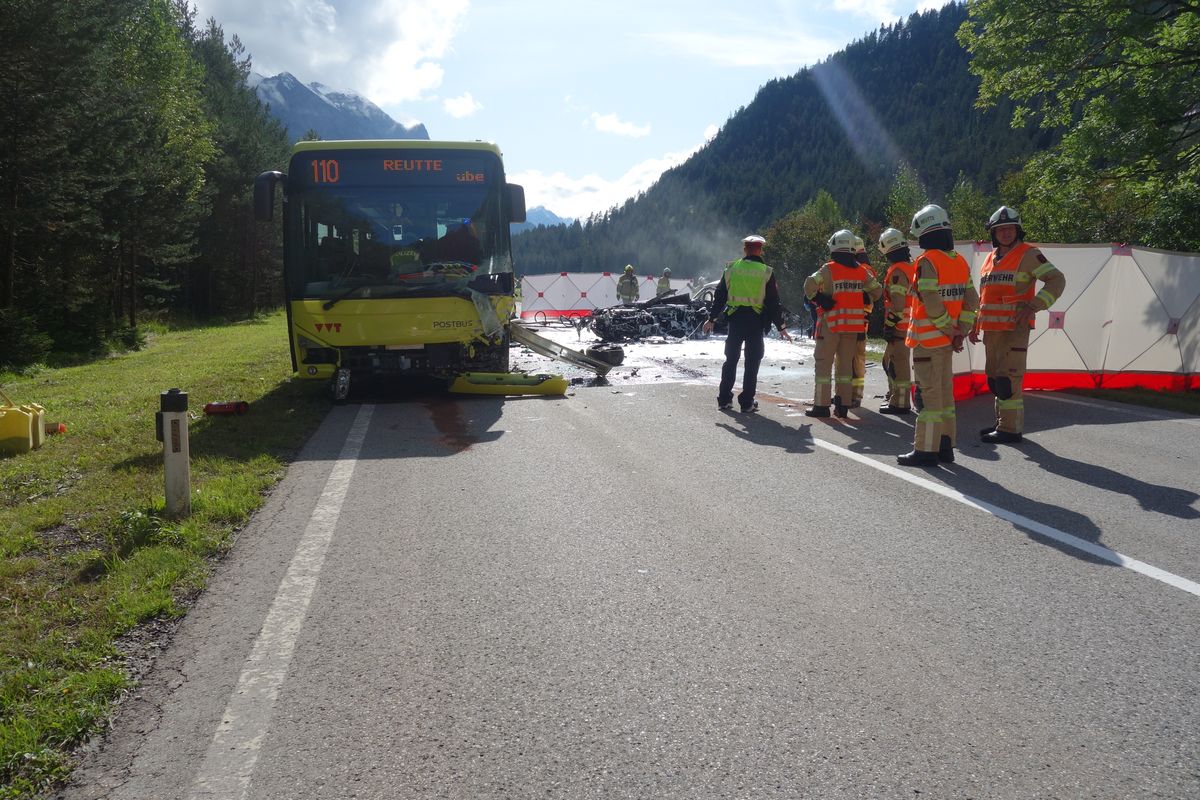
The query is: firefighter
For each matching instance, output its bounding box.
[804,229,883,418]
[703,235,792,412]
[969,206,1066,444]
[657,268,673,297]
[850,236,872,407]
[878,227,915,415]
[616,264,639,305]
[898,204,979,467]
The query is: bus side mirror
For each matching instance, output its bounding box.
[254,171,287,221]
[507,184,526,224]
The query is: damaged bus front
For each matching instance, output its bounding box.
[255,140,526,399]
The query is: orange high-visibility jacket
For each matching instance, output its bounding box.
[978,242,1035,331]
[905,250,971,349]
[824,262,869,333]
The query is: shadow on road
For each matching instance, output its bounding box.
[935,462,1114,566]
[1017,439,1200,520]
[746,395,1121,568]
[715,410,815,454]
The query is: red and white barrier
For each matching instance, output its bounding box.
[519,273,693,320]
[941,242,1200,396]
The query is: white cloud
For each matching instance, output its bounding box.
[511,129,713,220]
[443,92,482,118]
[915,0,949,12]
[589,112,651,138]
[831,0,902,24]
[190,0,466,106]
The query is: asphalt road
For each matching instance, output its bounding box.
[58,356,1200,799]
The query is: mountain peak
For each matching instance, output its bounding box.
[253,72,429,143]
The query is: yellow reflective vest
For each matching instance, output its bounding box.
[723,259,773,313]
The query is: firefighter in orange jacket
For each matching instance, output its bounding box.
[969,206,1066,444]
[878,227,915,415]
[804,229,883,418]
[898,205,979,467]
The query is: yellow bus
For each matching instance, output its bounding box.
[254,140,526,399]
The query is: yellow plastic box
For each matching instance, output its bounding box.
[0,406,33,455]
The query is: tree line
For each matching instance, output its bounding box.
[0,0,289,369]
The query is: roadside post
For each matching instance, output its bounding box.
[156,388,191,517]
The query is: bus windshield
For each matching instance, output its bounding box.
[285,148,514,301]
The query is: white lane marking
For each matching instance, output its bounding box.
[187,405,374,800]
[1038,392,1200,424]
[810,437,1200,599]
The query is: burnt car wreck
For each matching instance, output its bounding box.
[585,292,712,342]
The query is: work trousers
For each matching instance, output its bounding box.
[812,316,861,407]
[718,310,766,409]
[912,345,955,452]
[984,326,1030,433]
[851,334,867,405]
[881,337,913,409]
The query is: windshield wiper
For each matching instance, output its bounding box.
[321,285,366,310]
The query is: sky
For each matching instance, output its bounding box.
[189,0,949,221]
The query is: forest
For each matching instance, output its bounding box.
[2,1,1196,369]
[0,0,289,370]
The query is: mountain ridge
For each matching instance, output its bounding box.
[251,71,428,143]
[512,2,1057,277]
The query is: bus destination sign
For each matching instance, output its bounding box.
[294,151,494,188]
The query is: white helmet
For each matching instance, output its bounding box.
[878,227,907,254]
[910,204,951,238]
[986,205,1022,230]
[663,268,671,275]
[827,229,856,253]
[742,234,766,245]
[853,236,866,254]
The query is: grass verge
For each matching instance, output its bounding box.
[0,312,327,798]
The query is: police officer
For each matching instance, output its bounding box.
[878,227,915,415]
[969,206,1066,444]
[898,205,979,467]
[804,229,883,418]
[657,268,673,297]
[616,264,639,305]
[703,235,792,412]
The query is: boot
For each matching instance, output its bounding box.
[805,405,830,418]
[833,403,849,418]
[938,435,955,463]
[878,404,912,416]
[897,449,939,467]
[982,429,1023,444]
[979,425,996,439]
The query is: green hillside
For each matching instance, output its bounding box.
[513,3,1055,277]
